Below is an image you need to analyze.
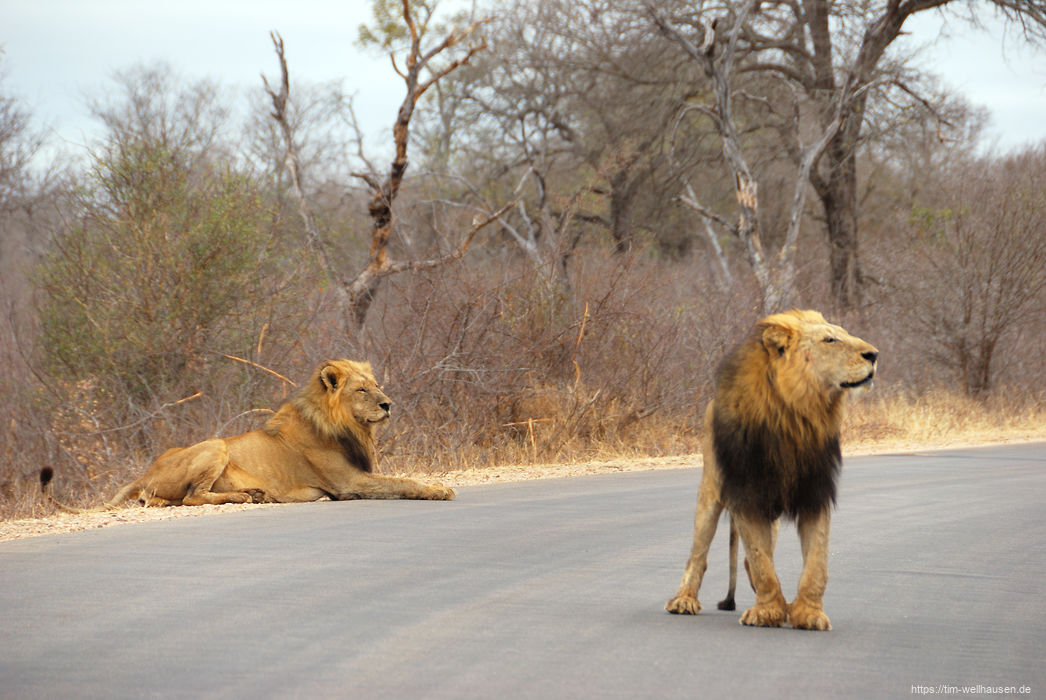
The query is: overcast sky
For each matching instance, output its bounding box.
[2,0,1045,159]
[3,0,404,155]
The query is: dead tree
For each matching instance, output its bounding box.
[649,1,846,314]
[264,4,510,334]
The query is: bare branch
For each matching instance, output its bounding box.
[220,354,298,388]
[351,170,383,193]
[677,191,736,233]
[262,31,342,292]
[646,4,714,63]
[382,199,517,276]
[389,53,408,80]
[889,78,956,138]
[417,37,488,98]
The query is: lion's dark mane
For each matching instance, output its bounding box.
[273,393,378,474]
[713,408,840,521]
[338,435,375,473]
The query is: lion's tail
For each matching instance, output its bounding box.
[717,516,739,611]
[39,468,126,514]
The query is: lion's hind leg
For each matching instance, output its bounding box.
[165,440,252,507]
[723,516,779,610]
[666,473,723,615]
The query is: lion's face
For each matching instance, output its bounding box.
[761,310,879,400]
[319,360,392,427]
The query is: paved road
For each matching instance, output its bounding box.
[2,444,1044,699]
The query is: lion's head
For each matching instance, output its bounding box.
[713,309,879,520]
[276,359,391,449]
[318,359,391,426]
[312,359,389,426]
[758,309,879,411]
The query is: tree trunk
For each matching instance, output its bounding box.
[818,139,863,309]
[804,0,864,311]
[609,171,634,255]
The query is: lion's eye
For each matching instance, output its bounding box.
[823,337,837,344]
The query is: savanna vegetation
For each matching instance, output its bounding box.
[2,0,1045,518]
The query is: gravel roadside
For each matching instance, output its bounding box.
[4,437,1041,543]
[0,455,699,543]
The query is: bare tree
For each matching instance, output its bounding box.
[0,72,46,216]
[88,63,232,168]
[263,4,512,334]
[644,0,1046,311]
[448,0,701,274]
[650,1,848,312]
[697,0,1046,309]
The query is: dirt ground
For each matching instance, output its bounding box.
[2,436,1040,543]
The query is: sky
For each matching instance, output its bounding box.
[903,8,1046,151]
[2,0,1045,160]
[2,0,406,155]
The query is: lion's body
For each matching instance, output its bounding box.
[666,310,877,630]
[94,359,455,508]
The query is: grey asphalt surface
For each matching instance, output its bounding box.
[2,443,1044,699]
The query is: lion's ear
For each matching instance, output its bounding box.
[761,322,795,357]
[319,365,342,391]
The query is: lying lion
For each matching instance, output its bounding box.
[42,359,455,509]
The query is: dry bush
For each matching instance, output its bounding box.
[0,295,330,519]
[6,229,1046,520]
[358,247,760,474]
[0,313,70,518]
[868,147,1046,397]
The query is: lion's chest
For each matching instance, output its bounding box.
[712,410,841,521]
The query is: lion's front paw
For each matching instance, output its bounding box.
[427,484,456,500]
[740,602,787,627]
[789,600,831,631]
[666,595,702,615]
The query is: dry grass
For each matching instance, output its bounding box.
[843,388,1046,453]
[3,387,1042,542]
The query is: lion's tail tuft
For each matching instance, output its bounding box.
[39,467,108,514]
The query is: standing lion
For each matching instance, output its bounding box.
[42,359,455,509]
[666,310,877,630]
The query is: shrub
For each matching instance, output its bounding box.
[35,141,280,403]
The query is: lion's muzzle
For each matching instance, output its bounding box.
[842,350,878,389]
[841,371,875,389]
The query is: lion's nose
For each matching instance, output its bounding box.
[862,351,878,363]
[379,401,391,413]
